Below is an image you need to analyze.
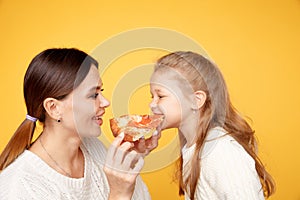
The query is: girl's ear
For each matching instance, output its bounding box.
[194,90,207,109]
[43,98,62,121]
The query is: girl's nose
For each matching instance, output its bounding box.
[149,99,157,110]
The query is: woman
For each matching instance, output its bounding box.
[0,48,156,199]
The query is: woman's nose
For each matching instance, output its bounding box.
[99,94,110,108]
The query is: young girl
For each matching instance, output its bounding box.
[0,48,153,200]
[150,51,275,199]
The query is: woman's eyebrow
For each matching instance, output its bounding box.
[88,85,101,92]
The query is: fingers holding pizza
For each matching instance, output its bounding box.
[134,129,161,157]
[109,114,164,156]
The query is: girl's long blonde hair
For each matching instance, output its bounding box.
[155,51,275,199]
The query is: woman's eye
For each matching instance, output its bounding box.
[91,93,99,99]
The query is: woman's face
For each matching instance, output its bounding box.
[61,65,110,138]
[150,68,195,130]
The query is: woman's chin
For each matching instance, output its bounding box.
[93,128,102,137]
[80,127,101,138]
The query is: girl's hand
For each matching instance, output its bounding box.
[104,132,144,200]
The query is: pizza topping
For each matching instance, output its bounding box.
[109,114,164,142]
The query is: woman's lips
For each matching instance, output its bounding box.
[94,116,103,126]
[97,118,103,126]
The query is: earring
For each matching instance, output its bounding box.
[191,107,198,114]
[57,118,61,122]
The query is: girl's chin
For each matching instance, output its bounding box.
[160,121,180,130]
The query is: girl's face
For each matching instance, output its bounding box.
[150,69,196,130]
[60,65,110,138]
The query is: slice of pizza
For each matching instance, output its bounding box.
[109,114,164,142]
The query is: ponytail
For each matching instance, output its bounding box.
[0,119,35,170]
[0,48,97,171]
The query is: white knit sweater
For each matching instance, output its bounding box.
[182,127,265,200]
[0,137,150,200]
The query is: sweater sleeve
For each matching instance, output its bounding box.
[200,136,265,200]
[131,175,151,200]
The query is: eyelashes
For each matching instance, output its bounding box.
[150,94,165,99]
[90,88,104,99]
[90,93,99,99]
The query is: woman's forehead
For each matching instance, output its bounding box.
[75,66,101,91]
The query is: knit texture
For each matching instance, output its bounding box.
[182,127,265,200]
[0,137,150,200]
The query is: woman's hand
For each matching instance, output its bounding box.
[104,132,144,200]
[134,129,161,157]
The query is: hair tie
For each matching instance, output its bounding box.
[26,114,38,122]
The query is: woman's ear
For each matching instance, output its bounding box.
[194,90,207,109]
[43,98,61,120]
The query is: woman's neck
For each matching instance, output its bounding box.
[30,129,84,178]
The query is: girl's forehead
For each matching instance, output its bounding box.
[151,68,180,82]
[151,68,186,84]
[150,70,194,95]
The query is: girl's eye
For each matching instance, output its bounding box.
[100,89,104,92]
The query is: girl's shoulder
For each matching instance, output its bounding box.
[202,127,256,170]
[202,127,248,158]
[199,128,264,199]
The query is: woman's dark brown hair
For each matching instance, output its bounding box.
[154,51,275,199]
[0,48,98,170]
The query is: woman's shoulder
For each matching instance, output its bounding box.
[0,151,40,196]
[81,137,107,161]
[82,137,107,150]
[0,151,34,177]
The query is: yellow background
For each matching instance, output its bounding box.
[1,0,300,199]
